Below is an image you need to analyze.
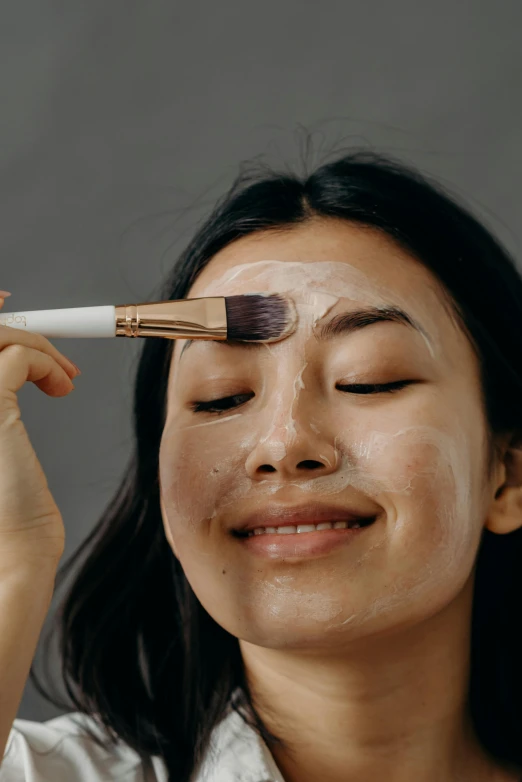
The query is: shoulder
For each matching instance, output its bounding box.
[1,712,165,781]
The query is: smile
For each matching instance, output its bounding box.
[235,517,376,538]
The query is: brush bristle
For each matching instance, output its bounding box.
[225,294,297,342]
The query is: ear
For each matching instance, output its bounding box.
[159,485,180,558]
[485,432,522,535]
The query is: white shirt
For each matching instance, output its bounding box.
[0,707,286,781]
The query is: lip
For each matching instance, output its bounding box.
[231,501,378,535]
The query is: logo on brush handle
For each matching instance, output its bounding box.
[0,314,27,327]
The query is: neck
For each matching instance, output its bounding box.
[239,575,516,782]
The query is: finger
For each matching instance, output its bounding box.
[0,325,79,380]
[0,344,74,400]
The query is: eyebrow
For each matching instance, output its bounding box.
[179,337,260,358]
[178,305,429,359]
[317,306,429,342]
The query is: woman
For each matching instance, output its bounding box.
[1,150,521,781]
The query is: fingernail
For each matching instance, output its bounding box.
[71,363,82,376]
[0,291,12,298]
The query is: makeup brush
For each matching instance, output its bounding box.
[0,294,297,343]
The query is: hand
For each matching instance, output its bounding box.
[0,293,80,576]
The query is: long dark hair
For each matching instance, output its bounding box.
[30,148,522,780]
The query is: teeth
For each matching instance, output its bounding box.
[246,520,368,537]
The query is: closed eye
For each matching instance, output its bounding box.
[191,392,255,414]
[336,380,413,394]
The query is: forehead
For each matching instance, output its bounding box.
[188,219,441,301]
[166,220,482,398]
[171,219,469,372]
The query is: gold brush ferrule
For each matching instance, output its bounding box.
[114,297,228,340]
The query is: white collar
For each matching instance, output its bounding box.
[194,708,285,782]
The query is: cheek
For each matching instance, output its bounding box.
[158,415,256,537]
[333,405,488,591]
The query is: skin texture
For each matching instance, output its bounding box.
[158,218,522,782]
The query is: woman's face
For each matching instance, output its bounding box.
[158,219,498,649]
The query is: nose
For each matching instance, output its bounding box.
[244,409,338,482]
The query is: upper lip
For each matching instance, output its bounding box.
[231,502,378,534]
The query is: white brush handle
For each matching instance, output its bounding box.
[0,306,116,338]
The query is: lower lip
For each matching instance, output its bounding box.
[234,522,375,559]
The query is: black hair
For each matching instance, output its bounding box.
[30,148,522,780]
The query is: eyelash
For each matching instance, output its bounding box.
[190,381,412,415]
[191,393,254,415]
[337,380,411,394]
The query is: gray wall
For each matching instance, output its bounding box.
[1,0,521,721]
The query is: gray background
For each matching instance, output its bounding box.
[1,0,520,721]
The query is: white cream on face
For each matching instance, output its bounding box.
[158,257,489,645]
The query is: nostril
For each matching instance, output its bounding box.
[258,464,277,473]
[297,460,325,470]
